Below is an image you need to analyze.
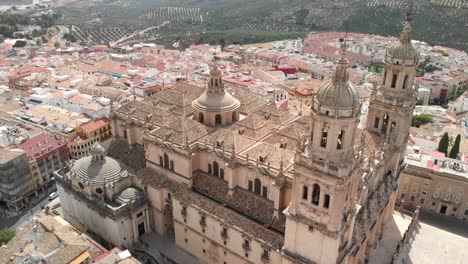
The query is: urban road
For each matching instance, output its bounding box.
[0,185,57,229]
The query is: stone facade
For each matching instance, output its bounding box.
[55,144,150,249]
[396,163,468,220]
[65,23,421,264]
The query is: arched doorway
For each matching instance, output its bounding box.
[215,114,222,125]
[254,179,261,195]
[312,184,320,205]
[381,114,389,134]
[164,153,169,169]
[213,161,219,177]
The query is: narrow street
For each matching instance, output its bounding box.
[0,185,57,229]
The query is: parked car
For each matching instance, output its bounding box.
[48,192,58,200]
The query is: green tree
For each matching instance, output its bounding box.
[13,40,27,47]
[54,41,60,48]
[438,132,450,156]
[411,114,433,128]
[449,134,461,159]
[0,228,15,245]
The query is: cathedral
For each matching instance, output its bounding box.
[55,22,419,264]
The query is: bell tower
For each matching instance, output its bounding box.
[366,22,419,150]
[284,47,363,264]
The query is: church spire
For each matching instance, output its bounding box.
[400,22,412,44]
[332,36,349,83]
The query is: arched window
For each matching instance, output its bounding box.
[390,121,396,134]
[220,168,224,179]
[215,79,218,86]
[381,114,389,134]
[337,130,344,150]
[403,75,409,89]
[215,114,222,125]
[391,74,397,88]
[320,124,328,148]
[254,179,261,195]
[382,71,387,85]
[170,160,174,171]
[302,186,309,200]
[262,186,267,198]
[312,184,320,206]
[159,155,163,166]
[324,194,330,209]
[199,113,204,123]
[208,164,212,174]
[232,112,237,122]
[213,161,219,177]
[374,117,380,129]
[248,180,253,191]
[164,153,169,169]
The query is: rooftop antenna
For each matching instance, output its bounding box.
[338,24,348,60]
[405,0,414,23]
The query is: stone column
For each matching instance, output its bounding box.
[131,214,138,242]
[145,207,151,233]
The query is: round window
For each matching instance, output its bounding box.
[96,188,103,194]
[78,182,84,189]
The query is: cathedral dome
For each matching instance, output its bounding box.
[386,23,419,61]
[316,79,360,109]
[72,144,127,184]
[193,64,240,112]
[315,58,360,109]
[193,92,240,112]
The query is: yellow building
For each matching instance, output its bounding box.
[68,117,112,159]
[396,151,468,220]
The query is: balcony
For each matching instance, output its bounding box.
[442,194,451,202]
[432,193,440,199]
[261,253,270,262]
[199,217,206,226]
[242,242,251,251]
[221,229,228,239]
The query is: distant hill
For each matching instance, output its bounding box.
[55,0,468,51]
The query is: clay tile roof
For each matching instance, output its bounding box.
[80,117,111,133]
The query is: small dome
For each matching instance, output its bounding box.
[386,23,419,61]
[210,65,222,76]
[90,143,105,156]
[315,79,360,109]
[115,187,143,204]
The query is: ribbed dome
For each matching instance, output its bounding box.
[115,187,143,204]
[72,155,126,184]
[386,22,419,61]
[315,57,360,109]
[316,80,360,109]
[193,92,240,112]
